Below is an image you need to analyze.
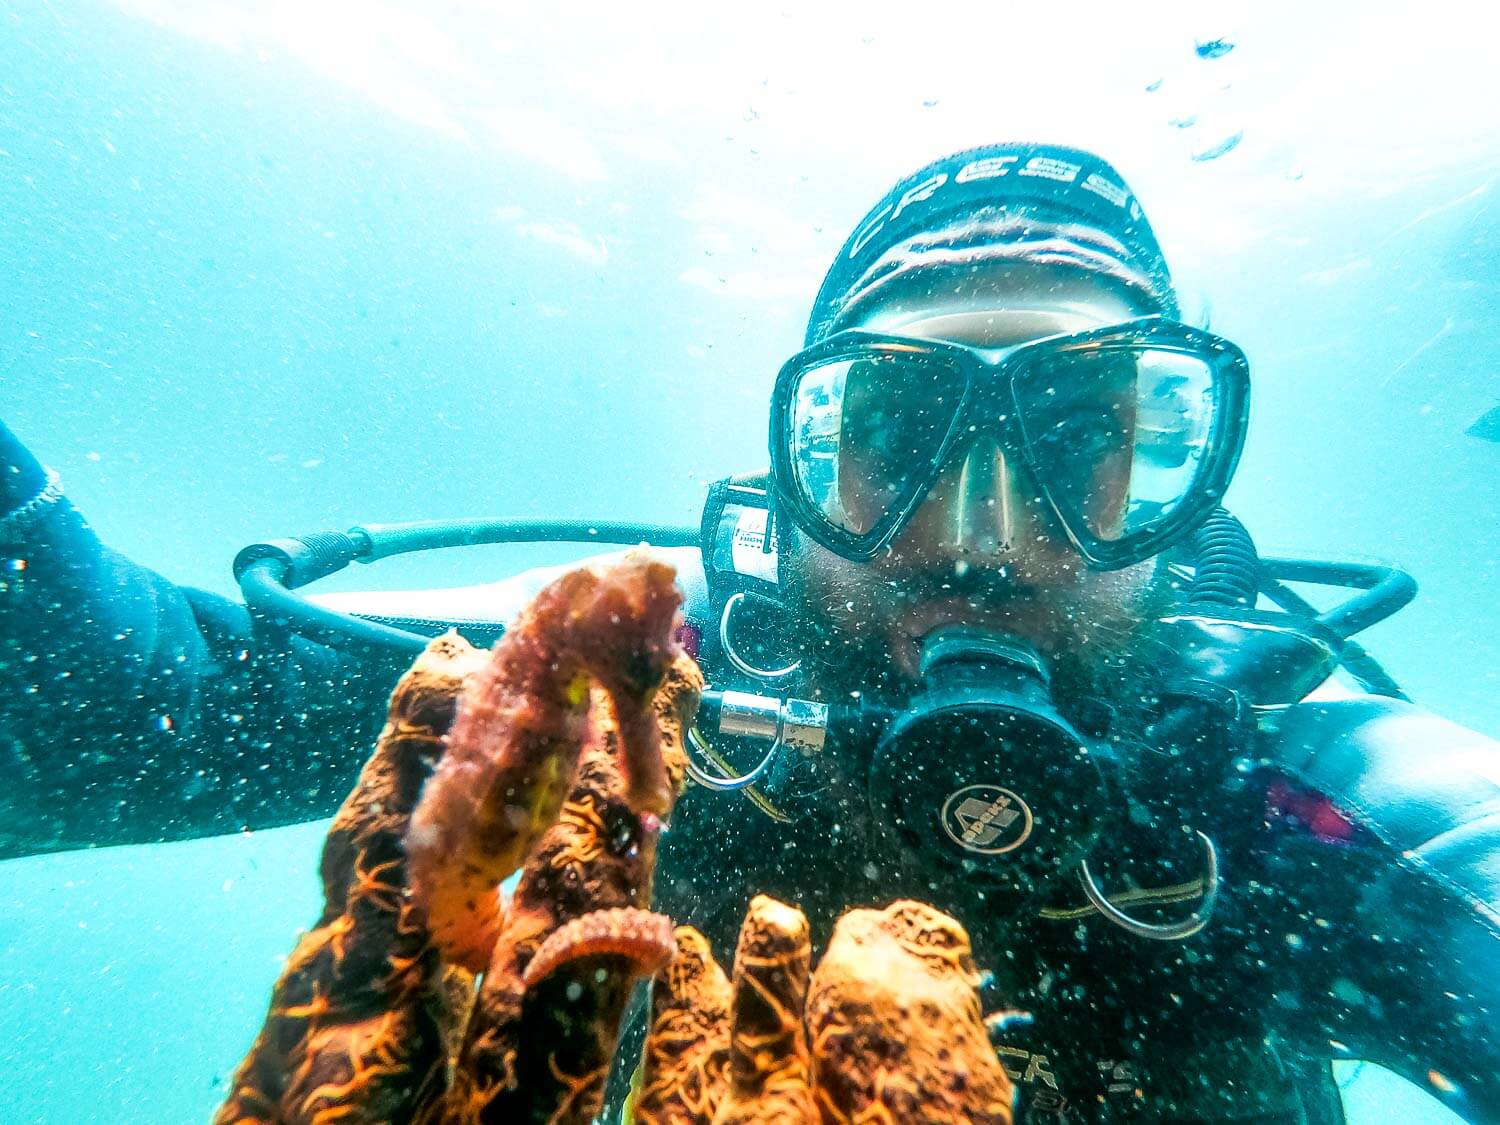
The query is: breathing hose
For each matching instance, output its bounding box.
[1179,507,1413,697]
[233,518,700,655]
[232,512,1414,699]
[1187,507,1259,608]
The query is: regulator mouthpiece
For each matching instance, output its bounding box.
[867,627,1111,905]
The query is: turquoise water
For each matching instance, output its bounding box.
[2,2,1495,1121]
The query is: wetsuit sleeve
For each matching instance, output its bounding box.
[1266,699,1500,1123]
[0,421,408,859]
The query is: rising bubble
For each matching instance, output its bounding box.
[1191,130,1244,162]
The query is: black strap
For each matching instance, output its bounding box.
[699,469,781,618]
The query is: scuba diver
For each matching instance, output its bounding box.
[1,143,1496,1122]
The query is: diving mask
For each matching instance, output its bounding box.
[769,316,1250,569]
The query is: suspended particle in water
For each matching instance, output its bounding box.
[1428,1070,1459,1096]
[985,1008,1035,1036]
[1191,131,1244,162]
[1195,37,1235,59]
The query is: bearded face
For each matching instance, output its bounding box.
[777,259,1172,709]
[778,518,1164,706]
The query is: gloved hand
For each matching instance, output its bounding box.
[634,895,1016,1125]
[214,557,702,1125]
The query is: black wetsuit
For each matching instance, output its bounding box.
[3,420,1497,1123]
[652,695,1500,1123]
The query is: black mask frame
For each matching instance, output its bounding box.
[769,315,1251,570]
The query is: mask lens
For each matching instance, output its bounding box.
[1014,345,1221,543]
[788,351,964,537]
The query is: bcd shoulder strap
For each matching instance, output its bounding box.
[699,469,780,610]
[697,470,801,687]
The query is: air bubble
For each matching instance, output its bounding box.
[1191,130,1244,162]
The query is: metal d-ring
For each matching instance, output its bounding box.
[1078,830,1220,942]
[683,727,792,823]
[684,726,783,792]
[719,592,801,682]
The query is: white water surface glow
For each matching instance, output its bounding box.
[1,1,1494,1120]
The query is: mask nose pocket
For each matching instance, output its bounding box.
[947,435,1014,556]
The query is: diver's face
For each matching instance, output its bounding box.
[783,264,1162,696]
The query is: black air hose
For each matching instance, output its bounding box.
[1188,508,1259,608]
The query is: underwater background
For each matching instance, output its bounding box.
[1,1,1495,1120]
